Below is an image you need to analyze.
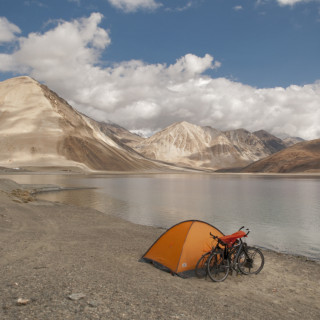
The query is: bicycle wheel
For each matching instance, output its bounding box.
[237,246,264,275]
[195,252,210,279]
[207,252,229,282]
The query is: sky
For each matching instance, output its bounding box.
[0,0,320,140]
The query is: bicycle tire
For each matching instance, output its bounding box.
[195,252,210,279]
[237,246,264,275]
[207,252,230,282]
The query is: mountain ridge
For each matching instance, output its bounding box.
[132,121,290,170]
[0,76,312,173]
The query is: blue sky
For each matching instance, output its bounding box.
[0,0,320,139]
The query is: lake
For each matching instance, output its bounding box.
[2,173,320,260]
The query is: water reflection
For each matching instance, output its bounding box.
[2,173,320,260]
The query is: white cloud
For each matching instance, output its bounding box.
[233,5,243,11]
[165,1,195,12]
[168,54,220,77]
[276,0,310,5]
[0,54,17,71]
[0,17,21,43]
[107,0,162,12]
[6,13,110,83]
[1,13,320,140]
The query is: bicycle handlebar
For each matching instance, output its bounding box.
[238,226,251,236]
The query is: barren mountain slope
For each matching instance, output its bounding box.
[133,122,277,170]
[224,129,271,161]
[253,130,287,153]
[242,139,320,173]
[0,76,161,171]
[283,136,304,147]
[86,118,144,148]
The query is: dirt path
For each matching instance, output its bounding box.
[0,179,319,319]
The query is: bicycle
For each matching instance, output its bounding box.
[195,229,242,279]
[206,227,264,282]
[195,250,212,279]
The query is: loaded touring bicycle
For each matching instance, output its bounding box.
[196,226,264,282]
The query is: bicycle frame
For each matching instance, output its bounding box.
[228,238,249,273]
[211,230,249,273]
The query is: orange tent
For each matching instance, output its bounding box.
[140,220,224,277]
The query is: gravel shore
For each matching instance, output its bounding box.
[0,178,319,320]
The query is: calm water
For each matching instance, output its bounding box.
[2,173,320,260]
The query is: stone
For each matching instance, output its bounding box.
[17,298,30,305]
[88,300,99,307]
[68,293,86,301]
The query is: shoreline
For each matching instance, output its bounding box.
[1,178,320,319]
[32,185,320,263]
[1,164,320,177]
[1,172,320,262]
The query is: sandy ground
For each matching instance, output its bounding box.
[0,178,319,320]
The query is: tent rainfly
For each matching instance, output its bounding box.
[139,220,224,278]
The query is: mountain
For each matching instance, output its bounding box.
[242,139,320,173]
[283,136,305,147]
[3,76,313,173]
[134,121,223,169]
[253,130,287,153]
[132,122,279,170]
[223,129,271,160]
[0,76,162,171]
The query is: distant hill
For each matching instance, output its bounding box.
[283,136,305,147]
[0,76,163,171]
[132,122,285,170]
[241,139,320,173]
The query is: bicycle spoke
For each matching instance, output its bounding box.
[238,247,264,275]
[207,252,229,282]
[195,252,210,279]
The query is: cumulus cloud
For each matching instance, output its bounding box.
[1,13,110,91]
[107,0,162,12]
[0,17,21,43]
[1,13,320,140]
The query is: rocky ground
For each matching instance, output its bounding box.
[0,178,319,320]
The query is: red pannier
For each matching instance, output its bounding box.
[219,230,246,247]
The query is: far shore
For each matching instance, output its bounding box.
[1,164,320,176]
[0,176,319,319]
